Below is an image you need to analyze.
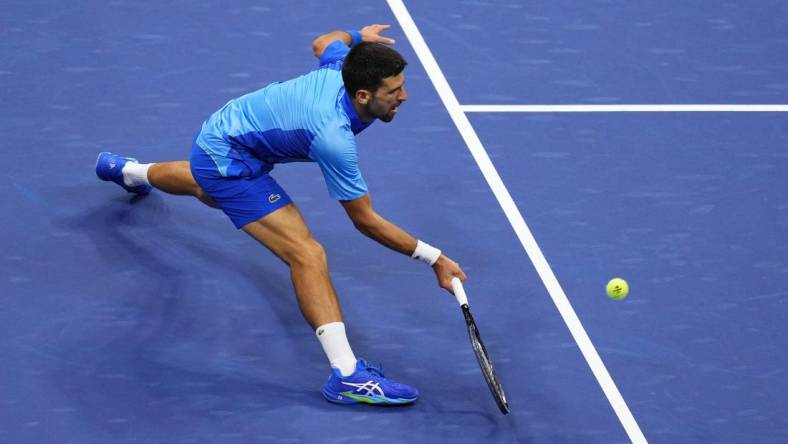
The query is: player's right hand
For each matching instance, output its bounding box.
[433,255,467,295]
[360,24,396,45]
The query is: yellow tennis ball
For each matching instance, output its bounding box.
[606,278,629,300]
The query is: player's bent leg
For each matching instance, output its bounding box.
[96,152,217,207]
[241,203,343,329]
[148,161,217,207]
[243,204,418,406]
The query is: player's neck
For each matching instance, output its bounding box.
[351,98,374,123]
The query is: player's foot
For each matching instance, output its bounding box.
[95,152,152,195]
[322,359,418,405]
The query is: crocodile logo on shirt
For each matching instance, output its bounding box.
[268,194,281,204]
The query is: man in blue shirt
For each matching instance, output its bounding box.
[97,24,466,406]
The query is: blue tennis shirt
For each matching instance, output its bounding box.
[195,40,372,200]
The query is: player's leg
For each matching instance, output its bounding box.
[239,202,356,375]
[186,161,358,372]
[95,151,217,207]
[241,203,342,329]
[241,204,418,405]
[116,137,419,405]
[147,161,217,207]
[208,173,418,405]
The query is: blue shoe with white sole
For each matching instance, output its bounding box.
[322,359,418,405]
[95,152,152,195]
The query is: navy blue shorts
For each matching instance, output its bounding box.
[190,139,292,229]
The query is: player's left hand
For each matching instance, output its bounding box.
[433,255,467,294]
[360,24,396,45]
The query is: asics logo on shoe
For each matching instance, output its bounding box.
[268,193,281,203]
[342,381,384,396]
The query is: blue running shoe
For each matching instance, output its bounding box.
[95,152,152,195]
[322,359,418,405]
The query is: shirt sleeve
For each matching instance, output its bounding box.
[318,40,350,69]
[309,128,368,201]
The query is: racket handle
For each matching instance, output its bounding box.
[451,277,468,307]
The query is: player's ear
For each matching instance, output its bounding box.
[355,89,370,105]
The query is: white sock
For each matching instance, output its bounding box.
[122,162,152,187]
[316,322,357,377]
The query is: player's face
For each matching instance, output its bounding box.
[366,73,407,123]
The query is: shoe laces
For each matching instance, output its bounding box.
[359,359,386,378]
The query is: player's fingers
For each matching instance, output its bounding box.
[376,37,396,45]
[451,262,467,281]
[363,24,388,33]
[440,277,454,294]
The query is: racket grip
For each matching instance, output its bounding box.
[451,277,468,306]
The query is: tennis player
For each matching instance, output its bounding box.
[96,24,466,405]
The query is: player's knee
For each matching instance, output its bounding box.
[302,239,327,266]
[287,238,327,268]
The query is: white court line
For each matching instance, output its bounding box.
[462,104,788,113]
[387,1,648,443]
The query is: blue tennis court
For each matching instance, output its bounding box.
[2,1,786,442]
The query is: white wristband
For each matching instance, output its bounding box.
[412,240,441,266]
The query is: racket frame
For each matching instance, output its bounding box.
[451,278,510,414]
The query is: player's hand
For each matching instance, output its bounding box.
[432,255,467,294]
[360,24,396,45]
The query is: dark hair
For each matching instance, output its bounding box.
[342,42,407,96]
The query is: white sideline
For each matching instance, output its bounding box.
[462,104,788,113]
[386,1,648,443]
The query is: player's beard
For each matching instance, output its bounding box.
[367,99,400,123]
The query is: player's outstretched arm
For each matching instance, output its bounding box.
[311,24,396,58]
[340,193,467,293]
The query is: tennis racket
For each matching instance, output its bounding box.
[451,277,510,414]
